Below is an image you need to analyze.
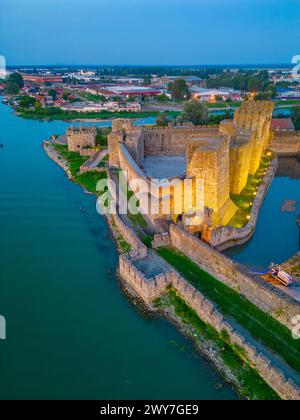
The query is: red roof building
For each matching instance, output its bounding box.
[22,74,63,85]
[270,118,295,131]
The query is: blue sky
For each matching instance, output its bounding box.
[0,0,299,65]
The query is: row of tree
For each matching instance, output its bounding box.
[157,99,210,126]
[206,70,276,98]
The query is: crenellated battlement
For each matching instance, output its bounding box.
[107,100,275,234]
[67,126,97,153]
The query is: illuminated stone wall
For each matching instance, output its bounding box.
[107,101,274,233]
[234,100,274,175]
[186,135,237,226]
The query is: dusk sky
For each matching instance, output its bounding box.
[0,0,299,65]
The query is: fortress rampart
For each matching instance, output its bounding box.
[233,100,274,174]
[108,101,275,235]
[169,224,300,329]
[144,125,219,156]
[270,130,300,156]
[119,252,300,400]
[67,126,97,154]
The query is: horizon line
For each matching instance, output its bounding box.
[6,62,294,68]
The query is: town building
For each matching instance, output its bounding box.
[190,87,242,102]
[21,74,63,85]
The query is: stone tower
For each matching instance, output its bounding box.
[108,119,144,167]
[67,126,97,152]
[233,100,274,175]
[186,135,237,227]
[220,120,254,195]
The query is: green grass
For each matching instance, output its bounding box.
[52,144,86,176]
[229,155,273,228]
[19,108,179,121]
[52,144,107,193]
[275,99,300,106]
[206,102,229,109]
[155,289,279,400]
[141,234,153,248]
[124,188,148,228]
[157,247,300,375]
[117,236,131,253]
[128,212,147,228]
[75,171,107,194]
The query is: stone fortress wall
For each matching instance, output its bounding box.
[169,224,300,329]
[67,126,97,154]
[233,100,274,174]
[270,130,300,156]
[143,123,219,156]
[119,251,300,400]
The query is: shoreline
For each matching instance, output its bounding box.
[118,277,244,399]
[43,138,282,400]
[2,97,298,124]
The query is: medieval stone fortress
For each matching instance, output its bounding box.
[107,100,275,240]
[54,99,300,399]
[65,99,300,248]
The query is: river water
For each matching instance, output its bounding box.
[226,157,300,271]
[0,101,237,400]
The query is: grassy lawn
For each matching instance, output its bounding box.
[19,109,178,121]
[229,155,273,228]
[75,171,107,194]
[120,186,148,229]
[206,102,229,109]
[128,212,148,228]
[52,144,107,193]
[157,247,300,375]
[275,99,300,107]
[154,289,279,400]
[116,236,131,253]
[52,144,86,176]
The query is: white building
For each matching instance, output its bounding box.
[190,87,242,102]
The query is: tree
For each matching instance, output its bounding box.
[48,89,57,100]
[6,82,20,95]
[168,79,190,101]
[34,101,42,112]
[62,92,70,101]
[8,72,24,88]
[292,107,300,131]
[247,76,264,92]
[258,70,269,81]
[143,74,151,86]
[96,127,111,147]
[19,95,36,108]
[181,99,209,125]
[156,112,169,127]
[157,93,168,102]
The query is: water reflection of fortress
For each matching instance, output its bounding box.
[276,157,300,179]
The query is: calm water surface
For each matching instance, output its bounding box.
[0,101,237,400]
[226,158,300,271]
